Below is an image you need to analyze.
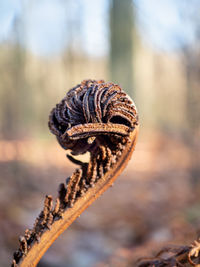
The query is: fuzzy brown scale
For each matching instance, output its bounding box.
[19,236,28,256]
[52,198,61,217]
[11,79,139,267]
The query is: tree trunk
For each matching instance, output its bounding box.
[109,0,135,97]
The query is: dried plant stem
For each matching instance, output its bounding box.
[12,80,139,266]
[137,241,200,267]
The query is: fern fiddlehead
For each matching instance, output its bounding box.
[11,79,139,267]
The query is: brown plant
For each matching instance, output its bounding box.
[137,239,200,267]
[11,79,139,266]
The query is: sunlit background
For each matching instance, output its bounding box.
[0,1,200,266]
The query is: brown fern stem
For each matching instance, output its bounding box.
[11,80,139,267]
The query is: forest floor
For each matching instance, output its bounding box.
[0,131,200,267]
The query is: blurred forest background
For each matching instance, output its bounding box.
[0,0,200,266]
